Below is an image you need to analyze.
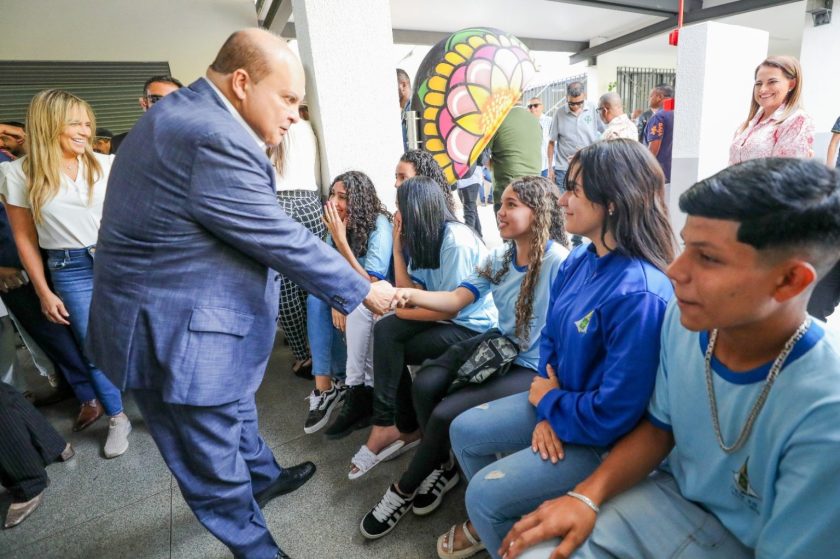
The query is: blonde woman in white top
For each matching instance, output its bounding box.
[272,104,326,379]
[2,89,131,458]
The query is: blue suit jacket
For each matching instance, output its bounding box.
[88,78,370,406]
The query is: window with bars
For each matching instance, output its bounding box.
[0,61,172,133]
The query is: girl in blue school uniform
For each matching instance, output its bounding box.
[358,176,571,541]
[443,139,678,559]
[303,171,393,435]
[348,176,498,480]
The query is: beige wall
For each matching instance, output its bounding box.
[0,0,257,83]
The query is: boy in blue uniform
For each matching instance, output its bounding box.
[501,158,840,559]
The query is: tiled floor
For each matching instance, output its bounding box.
[0,337,476,559]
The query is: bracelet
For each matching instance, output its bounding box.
[566,491,600,514]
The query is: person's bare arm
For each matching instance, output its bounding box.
[826,134,840,168]
[648,139,662,157]
[393,286,474,314]
[5,204,69,324]
[546,140,556,180]
[501,420,674,559]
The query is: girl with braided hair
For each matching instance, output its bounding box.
[359,176,569,541]
[303,171,393,435]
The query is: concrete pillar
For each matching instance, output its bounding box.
[669,22,768,234]
[292,0,403,209]
[800,11,840,164]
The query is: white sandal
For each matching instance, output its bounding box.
[437,521,484,559]
[348,440,405,480]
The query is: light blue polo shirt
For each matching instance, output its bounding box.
[408,222,497,333]
[647,302,840,557]
[326,213,392,281]
[357,214,392,280]
[459,240,568,369]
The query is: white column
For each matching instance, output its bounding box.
[669,22,768,234]
[800,12,840,164]
[291,0,403,210]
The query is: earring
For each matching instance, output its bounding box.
[608,208,615,216]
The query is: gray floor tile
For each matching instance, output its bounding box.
[0,393,170,552]
[2,339,494,559]
[2,489,170,559]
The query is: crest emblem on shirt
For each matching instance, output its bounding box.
[732,458,761,511]
[575,310,594,334]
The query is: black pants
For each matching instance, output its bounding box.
[398,364,534,493]
[458,183,482,237]
[371,314,476,431]
[1,283,94,403]
[0,381,66,501]
[808,261,840,321]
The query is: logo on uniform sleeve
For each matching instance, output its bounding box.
[574,310,594,334]
[731,457,761,513]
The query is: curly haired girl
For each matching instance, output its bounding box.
[303,171,392,435]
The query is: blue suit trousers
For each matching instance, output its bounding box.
[132,389,283,559]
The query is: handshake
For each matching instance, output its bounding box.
[361,281,415,315]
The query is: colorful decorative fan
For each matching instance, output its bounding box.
[414,28,537,184]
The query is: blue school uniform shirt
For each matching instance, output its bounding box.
[536,244,673,446]
[459,240,569,370]
[357,214,392,280]
[326,213,392,280]
[408,222,497,333]
[647,302,840,558]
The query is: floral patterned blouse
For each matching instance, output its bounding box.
[729,105,814,165]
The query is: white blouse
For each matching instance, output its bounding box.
[1,153,113,249]
[274,120,321,193]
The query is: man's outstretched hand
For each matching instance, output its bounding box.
[363,280,396,315]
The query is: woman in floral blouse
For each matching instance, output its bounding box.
[729,56,814,165]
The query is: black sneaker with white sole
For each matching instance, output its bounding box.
[360,484,415,539]
[303,384,345,434]
[411,462,460,516]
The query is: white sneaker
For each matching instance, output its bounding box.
[104,414,131,458]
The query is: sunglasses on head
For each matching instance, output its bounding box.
[527,103,541,109]
[568,100,585,107]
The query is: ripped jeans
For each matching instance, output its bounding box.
[449,391,605,558]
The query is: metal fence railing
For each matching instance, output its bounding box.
[522,73,588,119]
[615,67,676,115]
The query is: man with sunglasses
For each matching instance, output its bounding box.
[546,82,603,190]
[527,97,552,177]
[111,75,184,154]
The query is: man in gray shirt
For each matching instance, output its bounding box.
[546,82,604,188]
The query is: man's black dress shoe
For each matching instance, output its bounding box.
[255,461,316,507]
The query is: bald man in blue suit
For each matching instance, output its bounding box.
[87,29,395,559]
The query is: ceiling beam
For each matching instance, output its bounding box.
[260,0,292,32]
[547,0,678,17]
[569,0,801,64]
[279,23,588,53]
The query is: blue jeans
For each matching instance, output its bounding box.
[552,168,567,189]
[46,247,123,416]
[450,391,605,557]
[305,295,346,379]
[518,472,751,559]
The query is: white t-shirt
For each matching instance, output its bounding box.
[274,120,321,193]
[0,153,113,249]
